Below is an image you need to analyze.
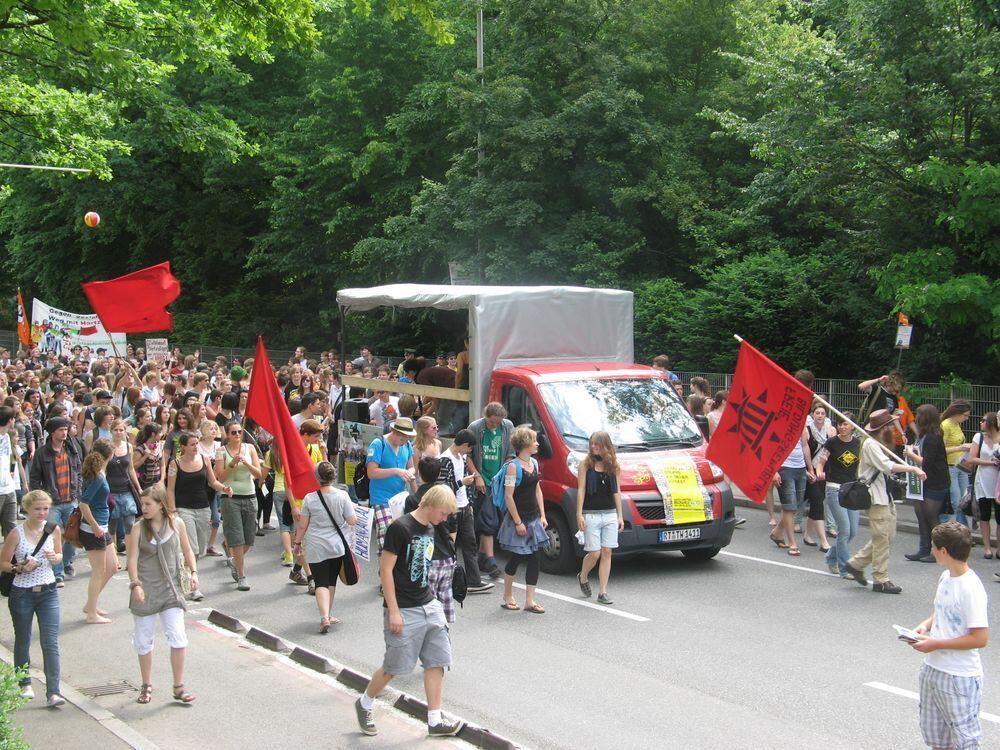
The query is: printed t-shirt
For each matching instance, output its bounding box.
[480,427,502,483]
[926,569,989,677]
[823,437,861,485]
[382,513,434,609]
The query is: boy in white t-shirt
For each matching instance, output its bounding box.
[911,521,989,750]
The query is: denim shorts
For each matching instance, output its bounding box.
[382,600,451,676]
[273,492,294,534]
[583,511,619,551]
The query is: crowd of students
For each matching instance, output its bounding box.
[0,342,988,747]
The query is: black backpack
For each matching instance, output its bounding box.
[352,437,383,501]
[452,563,467,607]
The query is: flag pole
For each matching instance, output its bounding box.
[731,334,906,466]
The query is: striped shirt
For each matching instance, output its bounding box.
[53,448,70,504]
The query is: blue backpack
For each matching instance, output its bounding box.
[490,457,538,510]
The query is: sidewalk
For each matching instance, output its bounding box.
[0,566,474,750]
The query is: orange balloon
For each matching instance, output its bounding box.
[84,211,100,228]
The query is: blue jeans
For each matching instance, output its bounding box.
[210,492,221,529]
[824,485,860,574]
[110,491,137,546]
[8,586,60,696]
[777,467,807,511]
[50,503,77,578]
[949,466,971,525]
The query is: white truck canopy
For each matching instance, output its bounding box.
[337,284,635,417]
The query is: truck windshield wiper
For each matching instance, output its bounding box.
[645,437,702,447]
[561,432,591,442]
[615,442,651,451]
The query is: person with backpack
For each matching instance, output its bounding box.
[437,429,492,594]
[498,426,549,614]
[364,417,417,556]
[466,402,514,580]
[292,462,356,633]
[404,456,459,622]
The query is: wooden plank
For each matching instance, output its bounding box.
[340,375,470,402]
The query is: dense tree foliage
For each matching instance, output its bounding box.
[0,0,996,380]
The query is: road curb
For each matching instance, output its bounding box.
[208,609,521,749]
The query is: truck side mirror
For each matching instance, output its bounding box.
[537,433,552,459]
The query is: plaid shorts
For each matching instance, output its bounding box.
[428,558,457,623]
[919,663,982,750]
[373,504,394,555]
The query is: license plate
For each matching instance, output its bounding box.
[659,528,701,543]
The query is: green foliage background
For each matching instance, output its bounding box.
[0,0,997,379]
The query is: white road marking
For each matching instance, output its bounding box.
[865,681,1000,724]
[511,583,650,622]
[720,550,844,578]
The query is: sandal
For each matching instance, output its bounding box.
[320,617,330,634]
[578,574,592,598]
[819,546,831,553]
[523,603,546,614]
[985,553,994,560]
[172,685,195,704]
[787,547,801,557]
[768,519,778,527]
[803,539,817,547]
[769,534,789,549]
[500,600,519,611]
[137,684,152,704]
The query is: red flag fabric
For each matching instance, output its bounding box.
[81,262,180,333]
[16,289,31,346]
[245,337,319,501]
[706,341,813,504]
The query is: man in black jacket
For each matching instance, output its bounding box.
[29,416,83,584]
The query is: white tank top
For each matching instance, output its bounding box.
[11,524,56,588]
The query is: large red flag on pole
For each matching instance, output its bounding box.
[245,337,319,501]
[706,339,813,504]
[16,289,31,346]
[81,262,180,333]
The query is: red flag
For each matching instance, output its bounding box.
[16,289,31,346]
[245,337,319,501]
[706,341,813,504]
[81,262,180,332]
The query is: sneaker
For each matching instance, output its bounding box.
[919,555,936,563]
[597,593,614,605]
[904,551,928,561]
[843,563,868,587]
[355,697,378,736]
[229,561,239,583]
[872,580,902,594]
[116,541,126,554]
[255,527,265,537]
[205,547,223,557]
[827,563,839,575]
[20,685,34,700]
[263,523,276,530]
[466,582,495,594]
[280,551,294,567]
[428,719,465,737]
[237,577,250,591]
[55,577,65,588]
[289,570,308,585]
[734,516,747,527]
[63,564,75,578]
[189,589,204,602]
[46,694,66,708]
[307,579,316,595]
[487,566,503,581]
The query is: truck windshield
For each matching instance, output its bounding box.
[538,379,703,452]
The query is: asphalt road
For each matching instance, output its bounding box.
[190,506,999,750]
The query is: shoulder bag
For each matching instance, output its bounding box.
[318,491,360,586]
[838,470,878,511]
[1,523,56,597]
[63,506,82,547]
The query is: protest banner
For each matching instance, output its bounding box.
[145,338,169,362]
[30,298,126,355]
[352,504,374,562]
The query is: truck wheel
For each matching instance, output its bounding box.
[540,508,577,574]
[681,547,721,562]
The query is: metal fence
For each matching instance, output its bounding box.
[675,371,1000,441]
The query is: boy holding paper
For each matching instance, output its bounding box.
[910,521,989,750]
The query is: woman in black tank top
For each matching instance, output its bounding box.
[575,431,623,605]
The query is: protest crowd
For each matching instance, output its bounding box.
[0,340,990,747]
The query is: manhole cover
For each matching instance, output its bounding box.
[78,679,139,697]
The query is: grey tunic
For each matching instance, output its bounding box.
[129,520,186,616]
